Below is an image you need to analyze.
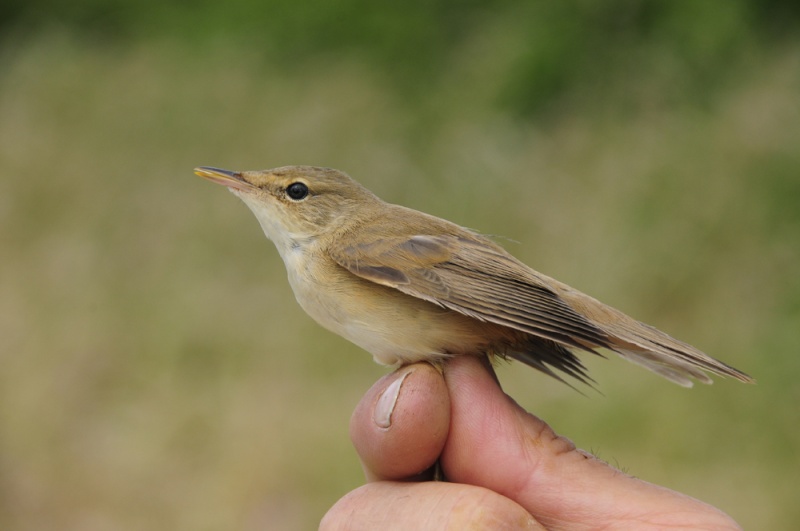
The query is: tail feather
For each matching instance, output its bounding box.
[602,318,753,385]
[613,348,710,387]
[549,282,754,386]
[505,336,602,390]
[506,305,753,388]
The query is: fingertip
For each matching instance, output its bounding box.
[350,362,450,481]
[321,482,543,531]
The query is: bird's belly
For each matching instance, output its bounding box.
[287,265,495,366]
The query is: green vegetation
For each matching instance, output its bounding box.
[1,2,798,529]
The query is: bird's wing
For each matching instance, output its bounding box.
[328,233,611,352]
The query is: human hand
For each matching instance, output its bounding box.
[321,356,741,530]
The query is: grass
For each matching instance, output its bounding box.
[1,29,798,529]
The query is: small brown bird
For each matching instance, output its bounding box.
[195,165,752,388]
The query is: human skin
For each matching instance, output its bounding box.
[320,356,741,530]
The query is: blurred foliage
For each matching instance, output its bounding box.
[1,1,799,530]
[3,0,800,117]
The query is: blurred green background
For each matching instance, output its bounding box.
[1,1,799,529]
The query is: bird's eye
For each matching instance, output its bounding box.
[286,182,309,201]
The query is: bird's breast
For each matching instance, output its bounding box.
[281,249,502,366]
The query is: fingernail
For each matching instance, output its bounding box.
[374,370,411,429]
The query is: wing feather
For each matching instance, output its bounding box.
[328,229,753,386]
[329,233,611,352]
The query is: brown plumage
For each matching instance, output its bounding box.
[195,165,753,388]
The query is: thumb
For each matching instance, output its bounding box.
[440,356,740,530]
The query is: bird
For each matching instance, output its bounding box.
[194,165,753,388]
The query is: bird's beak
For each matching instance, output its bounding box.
[194,167,254,192]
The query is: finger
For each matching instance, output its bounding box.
[320,481,542,531]
[441,356,740,529]
[350,362,450,482]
